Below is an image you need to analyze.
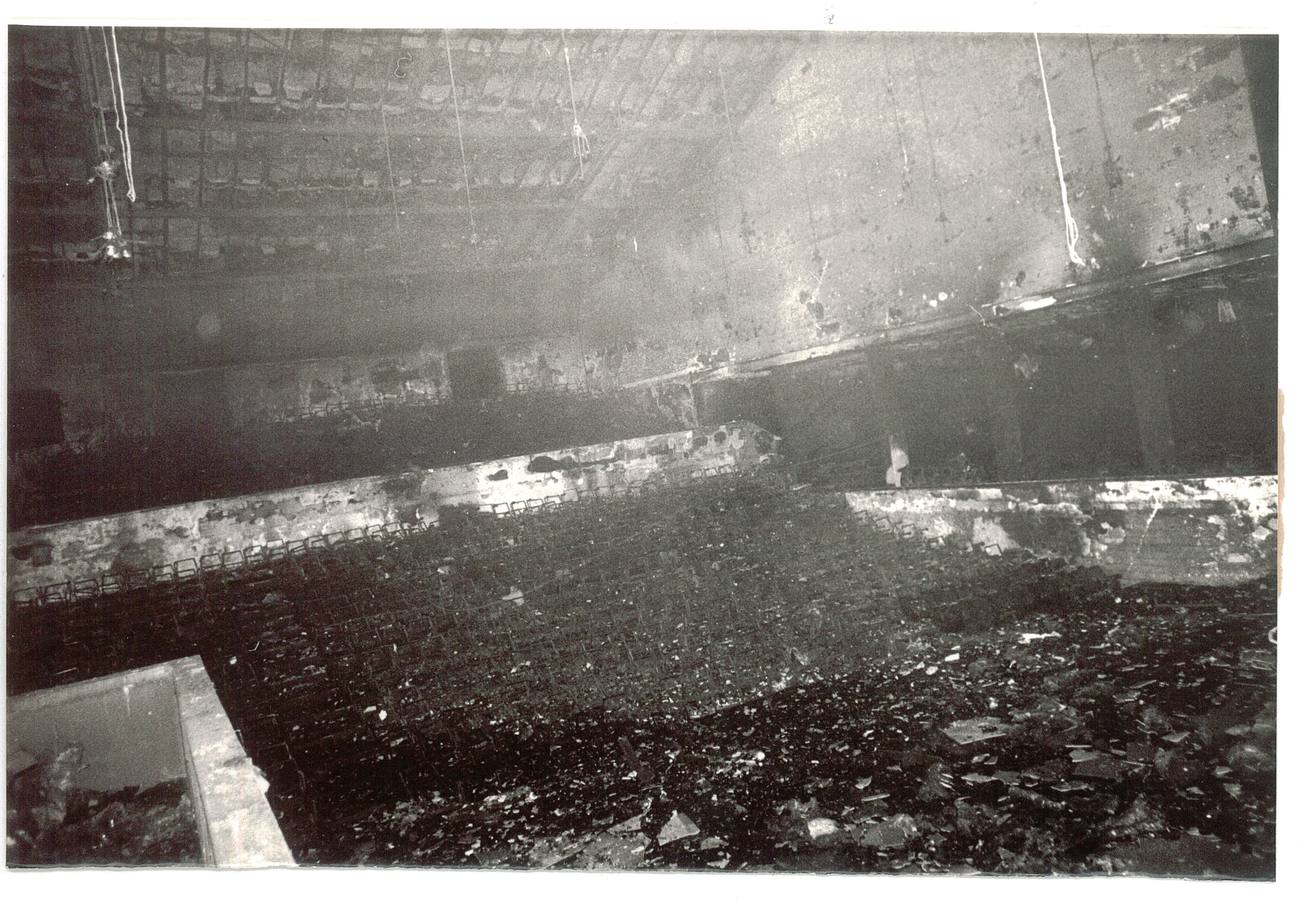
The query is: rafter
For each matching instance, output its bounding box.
[10,252,595,288]
[275,29,293,102]
[13,26,795,284]
[530,32,695,262]
[15,107,720,145]
[196,29,211,254]
[158,27,171,272]
[228,29,248,197]
[493,31,663,267]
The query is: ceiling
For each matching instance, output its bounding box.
[8,27,795,283]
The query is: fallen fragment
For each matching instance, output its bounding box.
[853,813,919,850]
[608,812,646,835]
[806,818,840,840]
[657,810,701,845]
[942,716,1014,745]
[572,831,651,869]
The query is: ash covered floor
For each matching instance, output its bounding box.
[7,473,1275,875]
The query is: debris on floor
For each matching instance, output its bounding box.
[942,717,1013,745]
[6,476,1276,876]
[7,755,202,867]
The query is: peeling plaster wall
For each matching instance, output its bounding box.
[8,422,779,595]
[8,35,1274,469]
[7,266,596,379]
[845,475,1277,585]
[18,347,451,449]
[592,33,1273,382]
[13,338,688,454]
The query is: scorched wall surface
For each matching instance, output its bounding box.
[588,33,1273,382]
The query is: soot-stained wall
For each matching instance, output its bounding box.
[7,32,1275,524]
[9,333,684,461]
[7,422,780,596]
[846,475,1278,586]
[584,32,1273,382]
[698,271,1278,489]
[7,265,602,379]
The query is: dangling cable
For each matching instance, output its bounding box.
[561,30,590,179]
[84,27,123,257]
[714,46,750,241]
[102,27,136,203]
[109,27,135,203]
[1033,33,1085,268]
[83,28,112,157]
[443,31,476,244]
[99,169,120,237]
[381,107,401,234]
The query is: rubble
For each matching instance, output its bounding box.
[942,717,1013,745]
[8,753,202,867]
[657,811,701,846]
[7,477,1276,875]
[853,814,919,850]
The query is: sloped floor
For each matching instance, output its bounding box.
[7,474,1275,874]
[345,580,1273,876]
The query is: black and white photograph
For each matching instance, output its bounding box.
[4,2,1293,885]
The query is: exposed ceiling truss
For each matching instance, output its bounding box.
[9,27,796,282]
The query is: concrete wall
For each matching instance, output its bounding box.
[8,35,1274,401]
[8,656,295,867]
[13,326,715,462]
[845,475,1277,585]
[586,33,1274,383]
[8,421,779,596]
[7,265,599,378]
[13,337,656,449]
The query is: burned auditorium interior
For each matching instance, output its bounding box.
[5,21,1279,877]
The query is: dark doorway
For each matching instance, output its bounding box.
[447,346,506,400]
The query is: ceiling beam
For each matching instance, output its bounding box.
[497,32,665,266]
[196,29,211,252]
[158,27,171,272]
[275,29,293,102]
[13,109,723,144]
[639,37,796,218]
[8,252,599,289]
[531,32,696,261]
[228,29,248,199]
[19,197,644,222]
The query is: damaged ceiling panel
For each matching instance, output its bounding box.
[7,26,795,279]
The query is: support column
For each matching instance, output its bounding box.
[864,346,909,485]
[766,367,795,454]
[689,378,705,429]
[974,339,1027,483]
[1112,299,1177,473]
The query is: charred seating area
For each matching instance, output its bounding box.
[7,470,1276,872]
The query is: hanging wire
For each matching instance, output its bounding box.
[99,167,121,238]
[101,27,136,202]
[877,35,912,185]
[784,70,820,251]
[1033,33,1086,268]
[713,43,751,248]
[561,30,590,179]
[443,30,477,244]
[82,27,123,257]
[910,50,950,241]
[83,28,112,156]
[381,107,401,234]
